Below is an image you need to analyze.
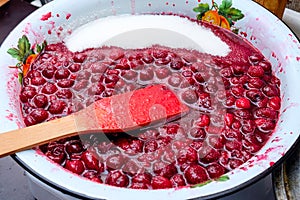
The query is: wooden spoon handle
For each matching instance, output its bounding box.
[0,115,77,157]
[0,85,188,158]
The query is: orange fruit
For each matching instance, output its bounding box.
[202,10,221,26]
[220,16,231,30]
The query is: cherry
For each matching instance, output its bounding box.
[189,127,206,140]
[254,107,278,119]
[262,84,279,97]
[132,173,152,185]
[45,145,66,164]
[199,147,221,163]
[68,63,81,72]
[155,57,171,66]
[73,53,87,63]
[57,79,75,88]
[196,114,210,127]
[105,170,129,187]
[151,176,172,189]
[138,129,159,141]
[109,49,124,60]
[168,73,182,87]
[139,67,154,81]
[144,140,158,153]
[170,174,186,187]
[170,60,184,70]
[153,161,177,179]
[206,163,226,179]
[83,171,103,183]
[181,89,198,104]
[184,164,208,184]
[155,67,171,79]
[55,68,70,79]
[56,89,73,99]
[122,160,141,176]
[248,65,264,77]
[64,159,85,175]
[255,118,276,132]
[177,146,198,164]
[29,108,48,123]
[229,159,244,169]
[48,100,66,114]
[66,140,84,154]
[31,76,46,86]
[152,49,168,59]
[90,63,108,73]
[106,154,126,171]
[233,109,252,119]
[231,85,245,97]
[116,138,143,155]
[33,94,48,108]
[81,151,100,171]
[220,67,232,78]
[225,140,242,152]
[24,115,37,126]
[20,86,37,103]
[224,113,234,127]
[41,83,58,94]
[268,96,281,110]
[235,97,251,109]
[88,83,105,95]
[142,54,154,63]
[248,77,264,89]
[122,70,138,80]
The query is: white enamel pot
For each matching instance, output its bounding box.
[0,0,299,199]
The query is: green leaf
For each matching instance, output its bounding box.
[219,0,232,11]
[193,3,210,18]
[17,38,25,57]
[36,40,47,53]
[193,3,210,13]
[24,36,31,53]
[18,72,23,84]
[228,8,244,21]
[36,44,42,53]
[191,180,212,188]
[217,175,230,182]
[17,35,32,62]
[7,48,21,61]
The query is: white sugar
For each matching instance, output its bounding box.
[65,15,230,56]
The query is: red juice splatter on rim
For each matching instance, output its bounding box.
[66,13,71,20]
[40,12,52,21]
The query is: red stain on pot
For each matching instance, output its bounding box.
[66,13,71,20]
[271,137,282,143]
[40,12,52,21]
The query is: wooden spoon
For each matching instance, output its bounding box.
[0,85,189,158]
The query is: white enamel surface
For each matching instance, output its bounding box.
[0,0,299,199]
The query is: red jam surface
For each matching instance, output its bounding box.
[20,18,280,189]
